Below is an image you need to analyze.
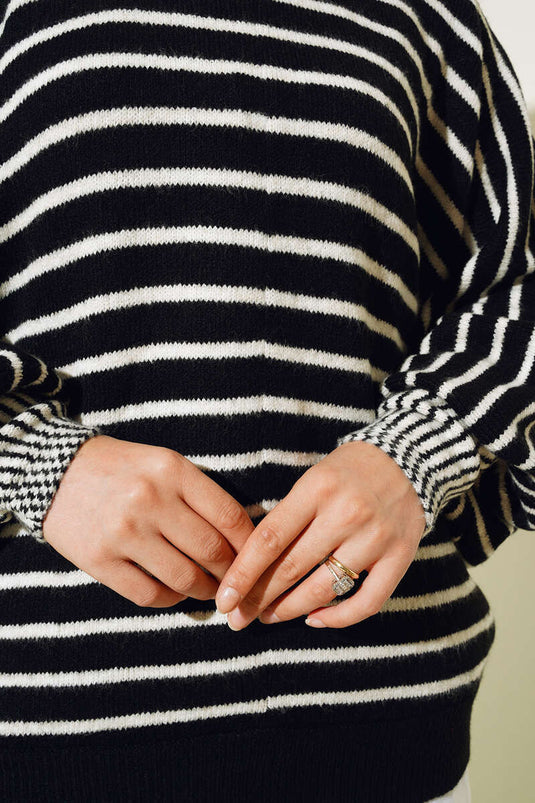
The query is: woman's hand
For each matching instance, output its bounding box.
[42,434,255,608]
[214,440,427,629]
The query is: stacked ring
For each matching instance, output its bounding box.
[322,554,361,605]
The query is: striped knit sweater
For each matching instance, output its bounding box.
[0,0,533,800]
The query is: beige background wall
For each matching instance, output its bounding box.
[465,6,535,801]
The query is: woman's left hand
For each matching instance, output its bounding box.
[214,440,427,630]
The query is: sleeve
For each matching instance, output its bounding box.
[336,6,535,565]
[0,341,102,544]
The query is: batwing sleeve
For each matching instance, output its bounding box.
[0,341,102,544]
[336,7,535,564]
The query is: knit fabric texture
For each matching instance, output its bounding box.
[0,0,533,800]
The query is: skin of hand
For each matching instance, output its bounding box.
[214,440,428,630]
[42,434,255,608]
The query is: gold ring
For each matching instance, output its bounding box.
[326,554,360,579]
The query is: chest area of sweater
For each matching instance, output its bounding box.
[0,0,419,215]
[0,2,423,382]
[0,2,421,308]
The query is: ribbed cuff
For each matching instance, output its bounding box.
[336,390,481,536]
[0,402,101,543]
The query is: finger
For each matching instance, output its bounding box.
[93,559,188,608]
[177,459,255,553]
[223,518,340,628]
[158,499,237,582]
[215,481,316,614]
[249,539,370,627]
[129,534,219,601]
[228,556,337,630]
[256,542,406,627]
[303,555,409,629]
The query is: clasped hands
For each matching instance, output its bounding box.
[215,440,427,631]
[42,435,426,624]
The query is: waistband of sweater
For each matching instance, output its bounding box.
[0,695,475,803]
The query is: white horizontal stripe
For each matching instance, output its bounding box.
[0,656,489,735]
[0,21,417,147]
[0,48,478,266]
[0,610,223,641]
[0,540,458,592]
[0,571,96,591]
[5,284,406,352]
[0,575,479,640]
[0,166,418,254]
[380,576,477,612]
[78,395,375,429]
[166,448,325,474]
[57,340,387,383]
[0,102,411,190]
[0,225,418,311]
[0,611,494,689]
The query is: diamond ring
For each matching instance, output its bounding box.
[322,555,359,596]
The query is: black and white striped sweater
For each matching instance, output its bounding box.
[0,0,533,800]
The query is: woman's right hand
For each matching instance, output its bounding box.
[41,434,255,608]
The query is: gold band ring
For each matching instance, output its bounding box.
[326,554,360,579]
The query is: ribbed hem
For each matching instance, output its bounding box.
[0,402,101,542]
[0,696,475,803]
[336,390,481,537]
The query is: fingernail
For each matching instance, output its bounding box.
[216,586,240,614]
[227,609,249,631]
[259,609,280,624]
[305,617,326,628]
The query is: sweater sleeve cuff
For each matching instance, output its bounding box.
[336,390,482,537]
[0,401,102,543]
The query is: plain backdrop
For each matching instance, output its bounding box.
[461,3,535,802]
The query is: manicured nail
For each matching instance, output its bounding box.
[259,609,280,624]
[305,617,326,628]
[227,609,249,631]
[216,586,240,614]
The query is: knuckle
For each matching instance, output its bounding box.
[340,497,374,527]
[217,499,248,531]
[201,536,229,566]
[106,514,134,543]
[170,565,198,594]
[152,449,182,478]
[257,526,283,557]
[313,466,338,499]
[131,583,161,608]
[84,530,113,565]
[125,478,156,510]
[278,551,302,585]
